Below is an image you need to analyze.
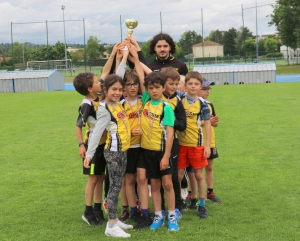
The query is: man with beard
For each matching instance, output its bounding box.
[147,33,188,75]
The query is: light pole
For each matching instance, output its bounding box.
[21,39,25,66]
[61,5,68,72]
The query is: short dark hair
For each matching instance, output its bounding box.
[73,72,95,96]
[148,33,176,55]
[144,72,166,89]
[124,69,139,84]
[160,67,180,81]
[185,71,203,84]
[103,74,124,89]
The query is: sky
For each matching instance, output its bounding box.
[0,0,277,45]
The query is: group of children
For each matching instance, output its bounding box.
[74,37,220,238]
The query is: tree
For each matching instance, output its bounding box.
[70,48,84,64]
[178,30,202,56]
[264,36,278,53]
[207,30,224,45]
[140,40,152,62]
[235,26,253,55]
[269,0,300,49]
[223,28,237,55]
[258,39,266,53]
[86,36,101,60]
[242,38,256,54]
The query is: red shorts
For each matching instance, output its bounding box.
[178,145,208,170]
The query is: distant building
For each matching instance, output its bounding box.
[193,41,224,58]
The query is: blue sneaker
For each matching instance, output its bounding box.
[149,215,164,230]
[168,214,179,231]
[175,209,182,220]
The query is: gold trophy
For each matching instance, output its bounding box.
[125,19,138,36]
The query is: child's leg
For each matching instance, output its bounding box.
[126,173,138,215]
[150,178,162,212]
[119,178,130,221]
[94,173,105,204]
[177,168,185,186]
[136,167,149,216]
[104,150,127,222]
[162,174,175,211]
[187,171,197,198]
[194,168,206,201]
[205,159,214,191]
[85,175,100,208]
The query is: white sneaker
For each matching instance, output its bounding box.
[105,223,131,238]
[117,219,133,230]
[181,188,188,199]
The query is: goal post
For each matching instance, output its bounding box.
[26,59,72,71]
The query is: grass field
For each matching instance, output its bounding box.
[1,82,300,241]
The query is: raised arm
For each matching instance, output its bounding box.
[100,42,121,80]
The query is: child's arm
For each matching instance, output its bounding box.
[160,125,174,170]
[100,42,121,80]
[160,105,175,170]
[203,120,211,158]
[84,107,111,168]
[174,100,186,132]
[76,126,86,158]
[115,48,129,79]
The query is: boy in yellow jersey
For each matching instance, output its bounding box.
[160,67,186,217]
[138,72,178,231]
[177,71,212,218]
[119,70,143,222]
[198,79,221,204]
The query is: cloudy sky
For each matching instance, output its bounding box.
[0,0,277,45]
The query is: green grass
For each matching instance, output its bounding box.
[1,83,300,240]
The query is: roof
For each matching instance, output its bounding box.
[0,69,60,80]
[193,62,276,73]
[193,40,223,47]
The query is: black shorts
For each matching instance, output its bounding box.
[83,144,106,175]
[126,147,140,174]
[136,148,146,169]
[139,148,172,179]
[208,147,219,160]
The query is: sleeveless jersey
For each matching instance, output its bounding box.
[78,98,107,145]
[100,101,131,152]
[120,97,143,147]
[177,96,209,147]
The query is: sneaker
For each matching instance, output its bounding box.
[149,215,164,230]
[207,193,222,204]
[82,213,100,225]
[130,211,140,222]
[197,206,208,218]
[179,199,187,210]
[105,223,131,238]
[168,214,179,231]
[189,198,198,210]
[175,209,182,220]
[185,193,192,205]
[94,209,106,224]
[119,208,130,221]
[133,213,153,230]
[117,219,133,230]
[181,188,188,199]
[103,199,108,214]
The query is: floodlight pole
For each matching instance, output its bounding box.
[11,22,15,70]
[160,12,162,32]
[201,8,204,65]
[61,5,68,72]
[21,39,25,66]
[120,15,122,42]
[255,0,258,62]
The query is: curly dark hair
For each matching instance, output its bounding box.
[73,72,95,96]
[148,33,176,55]
[144,72,166,89]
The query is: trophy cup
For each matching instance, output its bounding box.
[125,19,138,36]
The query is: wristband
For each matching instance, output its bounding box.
[78,142,85,147]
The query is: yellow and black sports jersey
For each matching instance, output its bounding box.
[177,96,210,147]
[120,97,143,147]
[100,101,131,152]
[162,92,186,132]
[140,100,174,151]
[76,97,107,145]
[203,101,216,148]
